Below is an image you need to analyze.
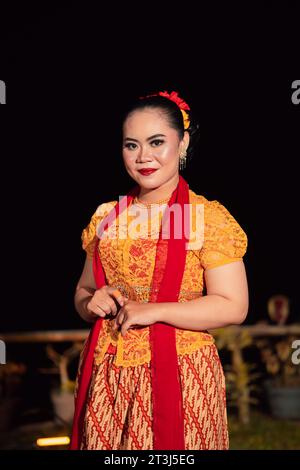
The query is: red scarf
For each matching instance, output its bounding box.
[70,175,190,450]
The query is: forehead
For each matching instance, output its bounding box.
[123,108,176,137]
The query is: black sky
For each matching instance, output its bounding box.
[0,4,299,331]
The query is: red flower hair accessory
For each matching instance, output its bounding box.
[139,90,191,130]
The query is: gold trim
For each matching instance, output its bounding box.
[133,195,171,208]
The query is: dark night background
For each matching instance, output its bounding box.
[0,4,299,332]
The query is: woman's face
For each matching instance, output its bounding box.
[122,108,189,189]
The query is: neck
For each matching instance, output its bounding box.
[138,173,180,203]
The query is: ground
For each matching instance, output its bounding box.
[0,411,300,450]
[228,411,300,450]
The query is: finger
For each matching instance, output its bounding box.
[86,300,99,319]
[117,311,125,326]
[95,289,119,315]
[90,306,107,318]
[87,299,106,317]
[113,311,125,329]
[121,319,131,337]
[109,288,126,307]
[102,296,118,315]
[94,301,112,316]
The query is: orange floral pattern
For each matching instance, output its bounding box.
[81,189,247,367]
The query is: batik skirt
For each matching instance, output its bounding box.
[75,343,229,450]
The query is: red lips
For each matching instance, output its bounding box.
[138,168,158,176]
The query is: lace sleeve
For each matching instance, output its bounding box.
[81,201,117,259]
[200,200,248,270]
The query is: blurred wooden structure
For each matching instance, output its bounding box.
[1,324,300,424]
[2,324,300,343]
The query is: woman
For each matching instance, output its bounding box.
[71,91,248,450]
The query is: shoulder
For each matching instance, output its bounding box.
[93,200,118,218]
[188,189,217,213]
[83,200,118,229]
[81,199,118,257]
[188,189,209,205]
[188,191,248,268]
[189,189,242,225]
[189,189,247,246]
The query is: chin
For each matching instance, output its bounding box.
[137,180,162,190]
[132,173,159,186]
[139,179,160,186]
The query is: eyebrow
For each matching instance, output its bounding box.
[123,133,166,143]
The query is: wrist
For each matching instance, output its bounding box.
[155,302,169,323]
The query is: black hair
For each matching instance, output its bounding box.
[121,93,200,163]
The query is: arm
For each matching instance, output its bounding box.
[74,256,97,323]
[159,260,249,331]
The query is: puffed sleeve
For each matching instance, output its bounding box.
[81,201,117,259]
[200,200,248,270]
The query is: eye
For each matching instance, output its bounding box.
[124,142,138,150]
[150,139,164,147]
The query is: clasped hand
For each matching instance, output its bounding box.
[113,297,159,337]
[86,285,160,337]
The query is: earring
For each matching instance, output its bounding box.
[179,150,187,170]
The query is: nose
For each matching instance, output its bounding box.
[136,145,153,164]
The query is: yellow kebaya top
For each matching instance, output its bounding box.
[81,189,248,367]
